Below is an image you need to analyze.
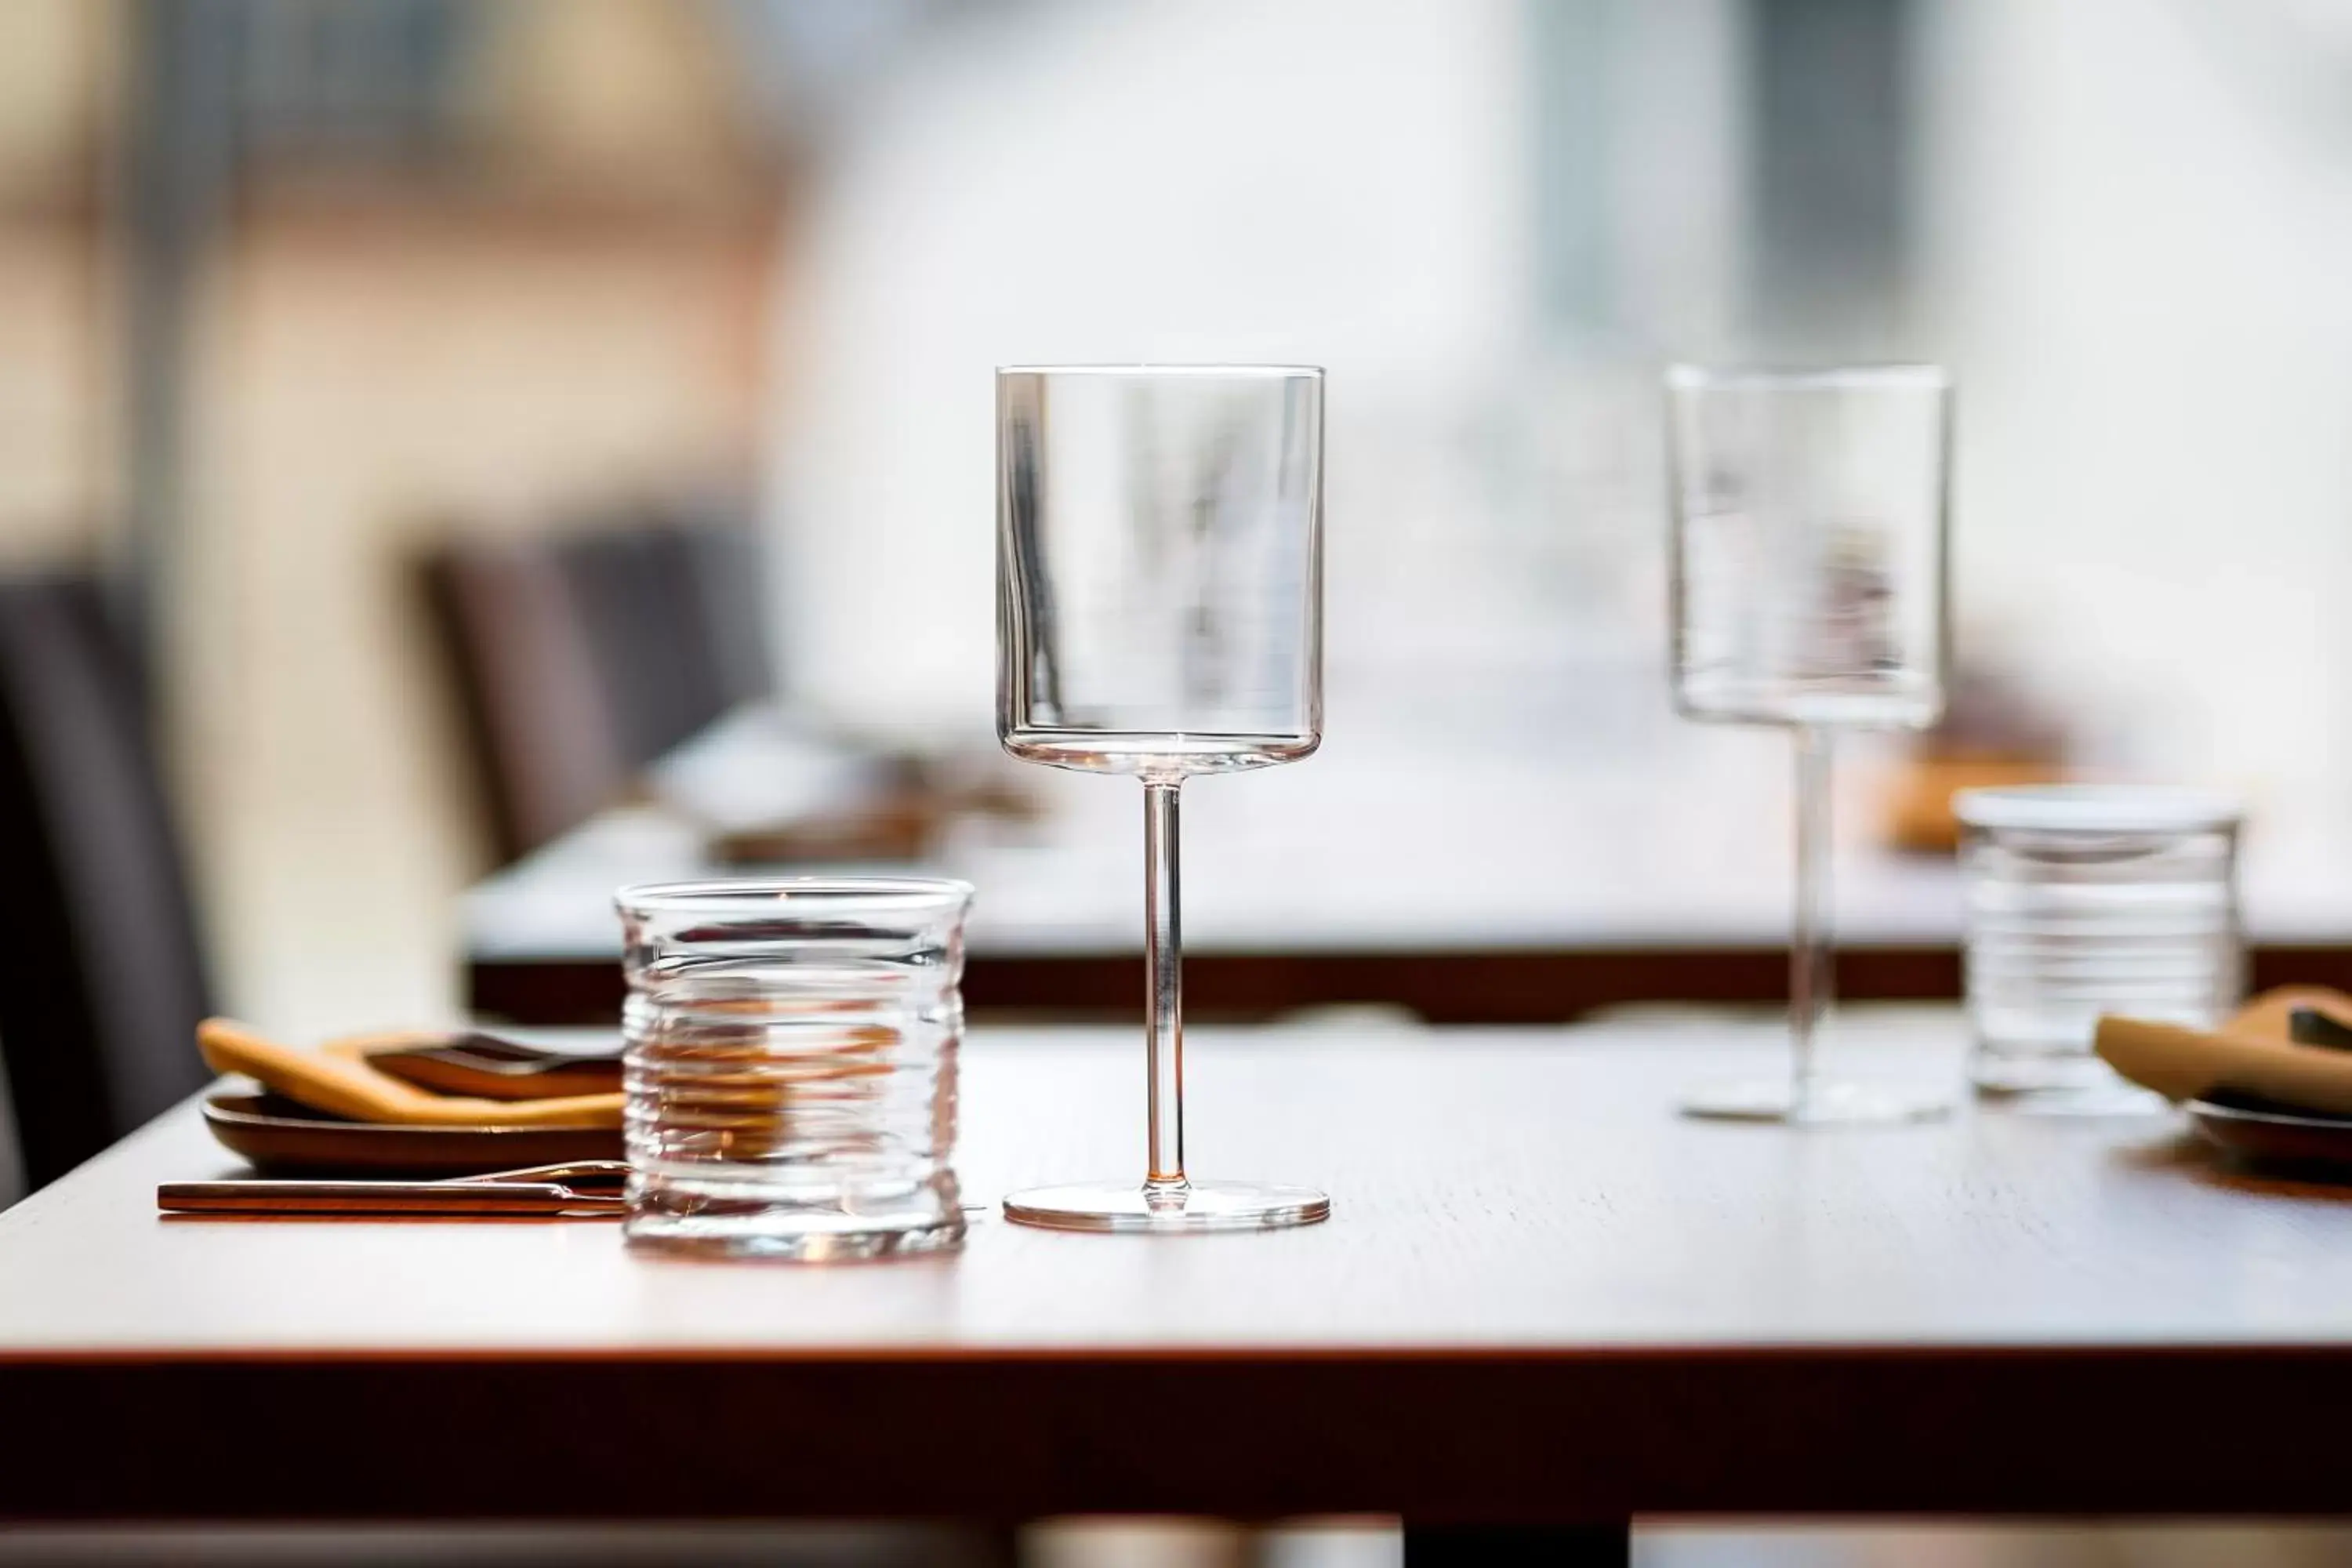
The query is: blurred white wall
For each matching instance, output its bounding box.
[171,1,779,1037]
[768,0,1537,740]
[0,0,118,568]
[773,0,2352,822]
[1921,0,2352,809]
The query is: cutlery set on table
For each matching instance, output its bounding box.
[2100,987,2352,1172]
[162,1019,626,1218]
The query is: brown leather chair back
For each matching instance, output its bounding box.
[423,507,777,865]
[674,510,775,712]
[419,536,633,864]
[554,521,717,768]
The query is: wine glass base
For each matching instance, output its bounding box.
[1003,1181,1330,1233]
[1974,1080,2169,1117]
[1972,1052,2169,1116]
[1681,1078,1951,1124]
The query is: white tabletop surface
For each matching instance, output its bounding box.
[5,1017,2352,1357]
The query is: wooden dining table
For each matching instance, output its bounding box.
[3,1016,2350,1563]
[463,710,2352,1027]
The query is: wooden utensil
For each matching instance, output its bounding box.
[159,1159,629,1217]
[338,1032,620,1101]
[198,1019,622,1127]
[2095,988,2352,1115]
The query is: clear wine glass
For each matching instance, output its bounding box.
[996,365,1330,1231]
[1668,365,1954,1123]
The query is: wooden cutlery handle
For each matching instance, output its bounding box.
[158,1181,619,1216]
[197,1019,624,1127]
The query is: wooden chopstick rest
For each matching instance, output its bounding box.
[198,1014,909,1138]
[2095,987,2352,1115]
[197,1019,623,1127]
[342,1032,621,1102]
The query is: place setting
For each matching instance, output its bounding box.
[2100,987,2352,1176]
[163,1019,626,1214]
[160,365,1340,1252]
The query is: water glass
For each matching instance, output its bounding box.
[616,877,973,1259]
[1956,786,2243,1110]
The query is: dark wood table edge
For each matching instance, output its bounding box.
[3,1343,2349,1523]
[469,944,2352,1026]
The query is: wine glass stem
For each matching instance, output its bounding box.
[1791,723,1835,1117]
[1143,779,1188,1194]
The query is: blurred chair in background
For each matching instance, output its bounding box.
[0,572,213,1193]
[420,505,775,866]
[664,499,776,717]
[554,516,742,769]
[419,533,634,866]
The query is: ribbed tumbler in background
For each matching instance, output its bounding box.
[616,877,973,1259]
[1958,786,2243,1112]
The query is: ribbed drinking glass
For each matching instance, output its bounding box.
[617,876,972,1259]
[1958,785,2242,1112]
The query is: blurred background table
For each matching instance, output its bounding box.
[465,706,2352,1027]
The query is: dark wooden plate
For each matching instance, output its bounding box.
[201,1092,622,1177]
[2187,1090,2352,1174]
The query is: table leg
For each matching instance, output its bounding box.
[1399,1523,1630,1566]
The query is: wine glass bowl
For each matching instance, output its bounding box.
[996,365,1330,1231]
[1669,365,1949,730]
